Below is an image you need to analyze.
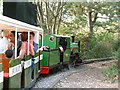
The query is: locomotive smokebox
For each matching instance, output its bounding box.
[71,36,75,43]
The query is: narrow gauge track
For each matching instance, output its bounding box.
[82,57,114,64]
[31,57,115,89]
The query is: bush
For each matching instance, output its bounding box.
[113,47,120,60]
[90,41,113,58]
[76,32,118,59]
[103,64,119,83]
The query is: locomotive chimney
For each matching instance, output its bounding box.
[71,36,75,43]
[78,40,80,52]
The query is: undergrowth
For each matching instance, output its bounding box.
[103,63,119,83]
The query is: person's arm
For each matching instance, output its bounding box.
[17,43,26,59]
[30,44,35,56]
[6,43,10,50]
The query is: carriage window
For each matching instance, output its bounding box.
[39,34,42,48]
[50,36,54,42]
[39,34,42,40]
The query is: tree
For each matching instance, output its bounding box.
[62,2,119,55]
[36,1,66,34]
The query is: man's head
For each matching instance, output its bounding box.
[8,31,19,43]
[30,32,35,40]
[21,32,28,42]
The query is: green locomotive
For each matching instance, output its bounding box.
[40,35,82,74]
[40,34,71,74]
[70,36,82,66]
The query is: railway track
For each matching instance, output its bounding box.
[82,57,114,64]
[31,57,115,89]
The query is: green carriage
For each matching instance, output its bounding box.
[0,15,43,89]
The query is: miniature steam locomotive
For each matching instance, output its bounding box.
[0,16,82,89]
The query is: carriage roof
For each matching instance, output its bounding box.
[0,15,43,32]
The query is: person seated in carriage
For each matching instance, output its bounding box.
[0,30,9,53]
[18,32,34,59]
[6,31,34,59]
[6,31,22,59]
[30,32,38,53]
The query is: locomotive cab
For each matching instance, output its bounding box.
[40,34,71,74]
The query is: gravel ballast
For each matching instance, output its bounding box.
[32,60,118,89]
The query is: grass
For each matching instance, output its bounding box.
[102,63,119,83]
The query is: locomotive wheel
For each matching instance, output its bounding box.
[59,62,64,72]
[75,53,82,64]
[64,63,71,70]
[69,59,76,68]
[67,64,72,70]
[70,54,76,67]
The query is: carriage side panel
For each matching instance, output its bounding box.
[9,58,21,88]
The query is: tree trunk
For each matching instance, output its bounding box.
[88,11,93,38]
[52,2,61,34]
[84,11,93,57]
[52,16,57,34]
[37,2,47,31]
[45,2,50,33]
[85,11,98,57]
[56,9,63,34]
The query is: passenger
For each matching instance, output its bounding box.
[19,32,35,80]
[6,31,22,59]
[30,32,38,53]
[29,32,37,79]
[0,31,9,53]
[18,32,34,59]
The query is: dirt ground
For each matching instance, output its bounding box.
[53,60,118,88]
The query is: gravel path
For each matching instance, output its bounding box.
[32,67,84,88]
[54,60,118,88]
[32,60,118,89]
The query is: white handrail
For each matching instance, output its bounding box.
[15,28,18,59]
[28,31,30,55]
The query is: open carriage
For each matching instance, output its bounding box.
[0,15,43,89]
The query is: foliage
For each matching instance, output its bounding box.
[113,47,120,60]
[61,2,119,33]
[60,2,119,59]
[103,64,119,83]
[75,31,118,59]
